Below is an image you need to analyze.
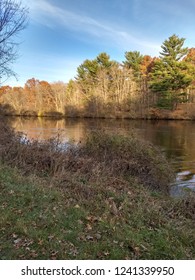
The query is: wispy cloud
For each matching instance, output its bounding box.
[24,0,159,52]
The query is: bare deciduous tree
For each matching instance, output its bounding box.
[0,0,28,83]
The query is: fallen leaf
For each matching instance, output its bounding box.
[86,223,92,230]
[38,239,43,245]
[110,201,118,215]
[86,235,93,241]
[95,233,101,240]
[14,238,22,244]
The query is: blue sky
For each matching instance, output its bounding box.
[7,0,195,87]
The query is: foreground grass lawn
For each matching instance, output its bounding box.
[0,164,195,260]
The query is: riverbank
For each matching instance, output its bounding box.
[0,120,195,259]
[1,103,195,120]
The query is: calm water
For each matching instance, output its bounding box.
[9,117,195,196]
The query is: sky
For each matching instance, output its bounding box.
[5,0,195,87]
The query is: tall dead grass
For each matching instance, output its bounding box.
[81,130,174,192]
[0,117,173,193]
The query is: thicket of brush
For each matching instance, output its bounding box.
[0,118,173,192]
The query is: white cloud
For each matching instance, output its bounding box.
[24,0,159,52]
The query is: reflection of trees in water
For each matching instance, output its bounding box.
[149,121,187,158]
[10,117,86,142]
[146,121,195,173]
[9,117,195,173]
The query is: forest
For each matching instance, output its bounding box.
[1,34,195,119]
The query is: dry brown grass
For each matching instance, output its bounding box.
[0,118,173,193]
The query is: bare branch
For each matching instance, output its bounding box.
[0,0,28,83]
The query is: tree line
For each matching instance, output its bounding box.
[1,34,195,118]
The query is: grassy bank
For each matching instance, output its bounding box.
[0,119,195,259]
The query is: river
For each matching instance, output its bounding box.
[9,117,195,196]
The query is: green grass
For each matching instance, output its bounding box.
[0,163,195,260]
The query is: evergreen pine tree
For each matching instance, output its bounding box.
[150,35,192,109]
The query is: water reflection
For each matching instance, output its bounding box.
[11,117,87,143]
[9,117,195,196]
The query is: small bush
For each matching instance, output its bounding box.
[81,130,174,192]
